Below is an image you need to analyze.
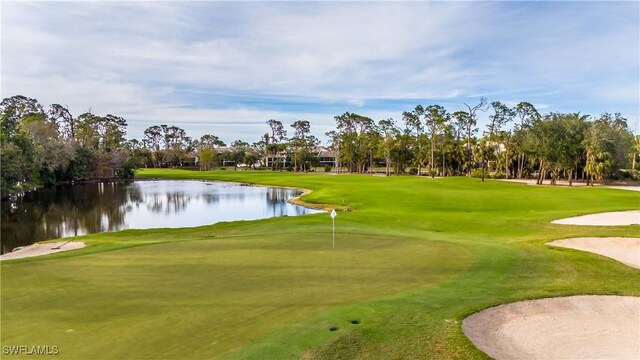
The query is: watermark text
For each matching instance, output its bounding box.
[2,345,59,356]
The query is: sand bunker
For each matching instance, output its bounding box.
[0,241,85,261]
[548,237,640,269]
[551,210,640,226]
[606,186,640,192]
[501,179,640,191]
[463,295,640,360]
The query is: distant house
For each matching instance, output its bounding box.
[262,146,337,169]
[216,146,237,167]
[264,152,289,168]
[183,152,198,167]
[314,146,337,167]
[194,145,336,169]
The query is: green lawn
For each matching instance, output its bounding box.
[2,169,639,359]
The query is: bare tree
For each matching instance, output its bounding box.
[463,97,488,176]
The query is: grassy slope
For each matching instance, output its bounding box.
[1,169,638,359]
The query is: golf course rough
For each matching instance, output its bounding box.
[2,169,639,359]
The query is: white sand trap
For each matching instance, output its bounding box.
[462,295,640,360]
[551,210,640,226]
[0,241,85,261]
[607,186,640,192]
[548,237,640,269]
[501,179,640,191]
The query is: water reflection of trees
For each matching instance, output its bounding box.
[127,184,144,205]
[266,188,291,204]
[142,191,196,214]
[266,189,300,217]
[165,191,189,213]
[1,181,133,254]
[219,192,246,202]
[202,193,219,204]
[0,182,315,254]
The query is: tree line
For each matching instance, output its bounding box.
[2,95,639,197]
[326,99,639,184]
[1,95,137,198]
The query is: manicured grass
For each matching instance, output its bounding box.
[2,169,639,359]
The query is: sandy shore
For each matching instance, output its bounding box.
[501,179,640,191]
[551,210,640,226]
[0,241,86,261]
[548,237,640,269]
[463,295,640,360]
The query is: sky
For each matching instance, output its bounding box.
[2,1,639,145]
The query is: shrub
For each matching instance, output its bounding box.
[612,169,632,180]
[470,169,484,178]
[324,165,332,172]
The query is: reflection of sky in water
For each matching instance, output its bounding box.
[123,181,323,229]
[0,180,323,253]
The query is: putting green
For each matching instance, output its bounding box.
[2,233,470,359]
[2,169,639,359]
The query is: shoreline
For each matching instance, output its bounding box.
[1,178,345,257]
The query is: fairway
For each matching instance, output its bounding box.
[2,169,639,359]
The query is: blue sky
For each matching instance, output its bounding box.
[2,1,638,144]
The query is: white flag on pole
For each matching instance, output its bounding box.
[331,209,337,249]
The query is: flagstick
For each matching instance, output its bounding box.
[330,209,337,249]
[332,217,335,249]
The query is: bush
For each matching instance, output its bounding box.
[116,166,135,179]
[324,165,332,172]
[470,168,484,178]
[409,168,418,175]
[612,169,632,180]
[39,168,57,187]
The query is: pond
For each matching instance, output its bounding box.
[0,180,323,254]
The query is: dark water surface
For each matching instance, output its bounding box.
[1,180,322,254]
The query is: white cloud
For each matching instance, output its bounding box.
[1,1,638,140]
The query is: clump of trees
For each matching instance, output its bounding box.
[326,100,638,185]
[1,95,135,198]
[137,118,321,172]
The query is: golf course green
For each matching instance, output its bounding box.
[2,169,639,359]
